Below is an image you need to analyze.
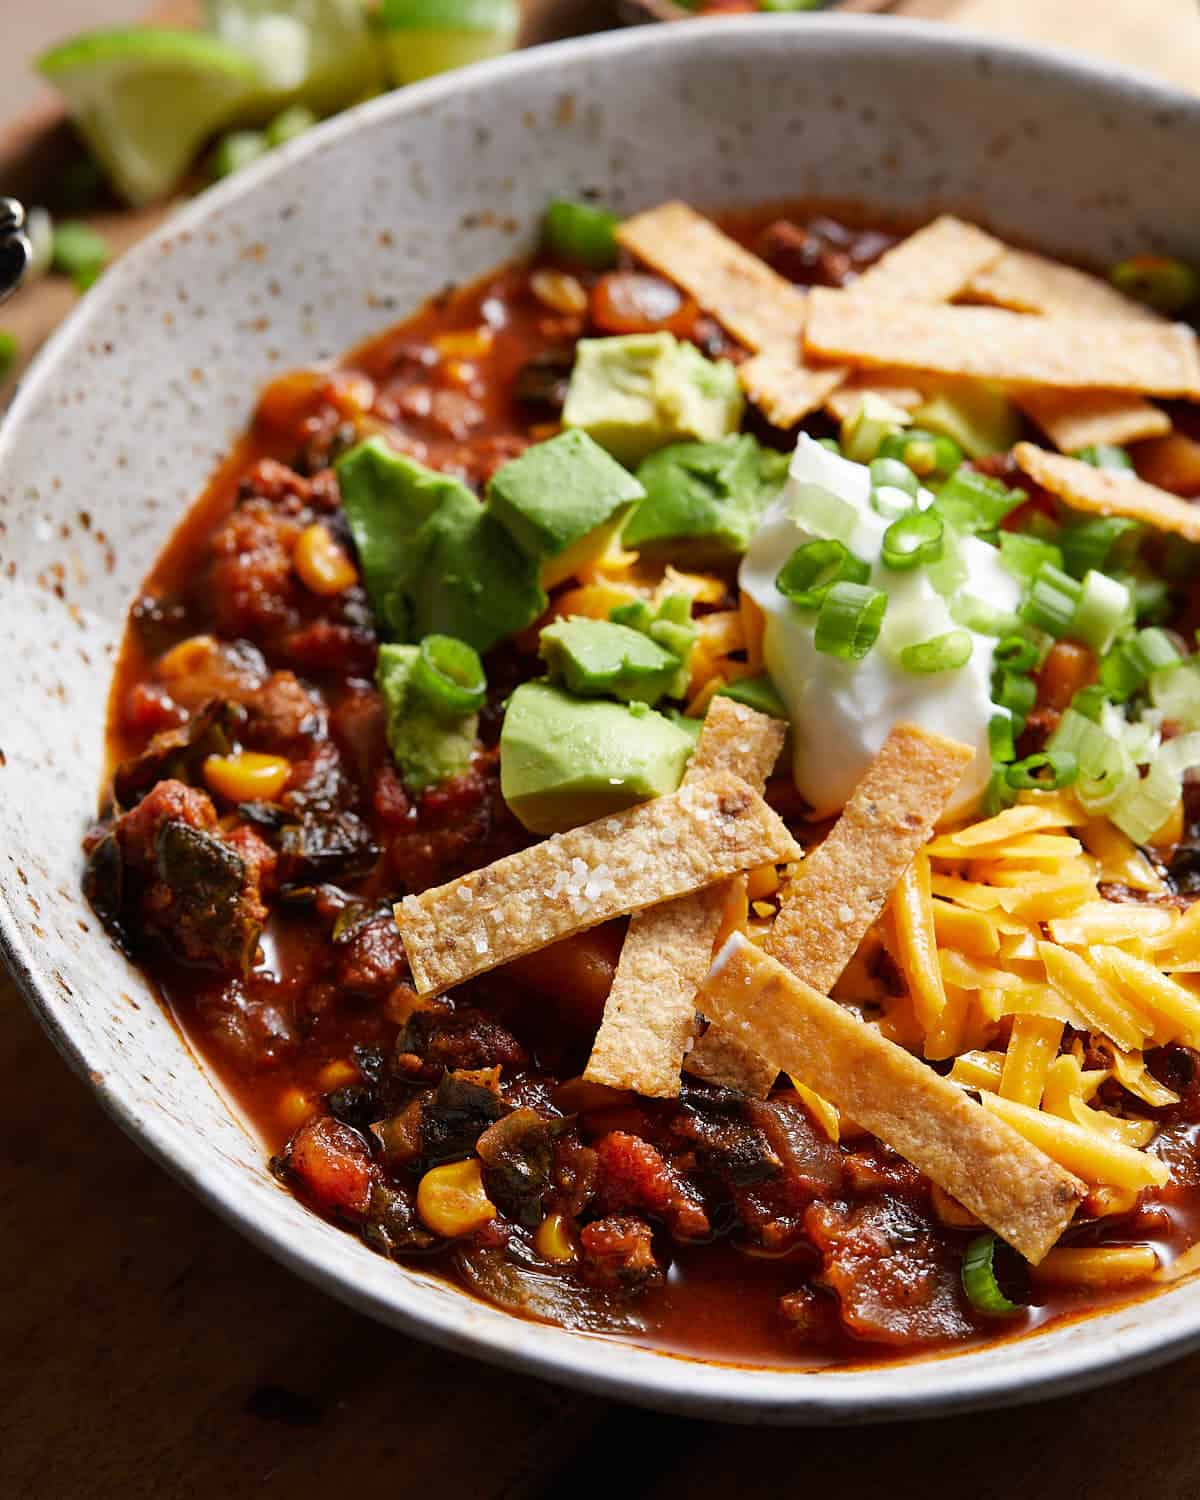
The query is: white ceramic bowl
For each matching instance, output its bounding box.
[4,16,1200,1424]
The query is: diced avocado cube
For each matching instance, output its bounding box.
[539,616,681,705]
[335,437,455,632]
[665,709,705,747]
[562,332,744,467]
[335,437,545,652]
[715,673,789,720]
[625,435,788,565]
[911,380,1022,460]
[409,488,546,654]
[487,429,644,588]
[500,680,694,834]
[377,643,478,795]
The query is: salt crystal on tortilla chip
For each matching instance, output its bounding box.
[585,698,786,1097]
[699,933,1085,1262]
[804,290,1200,398]
[395,770,801,996]
[1013,442,1200,542]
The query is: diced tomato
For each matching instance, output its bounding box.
[287,1116,376,1218]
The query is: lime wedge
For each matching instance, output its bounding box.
[205,0,384,118]
[37,29,263,206]
[380,0,518,84]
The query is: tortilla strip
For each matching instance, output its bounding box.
[767,724,975,991]
[740,215,1005,428]
[395,771,801,996]
[616,200,807,355]
[965,248,1162,324]
[684,1023,781,1096]
[804,290,1200,398]
[960,248,1171,452]
[699,933,1085,1262]
[1017,388,1171,452]
[584,699,786,1097]
[1013,442,1200,542]
[687,724,974,1097]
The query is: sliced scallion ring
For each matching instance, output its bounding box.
[899,628,972,674]
[776,539,869,610]
[962,1233,1024,1318]
[993,634,1040,674]
[412,633,487,716]
[813,581,887,661]
[881,508,944,571]
[1005,749,1078,791]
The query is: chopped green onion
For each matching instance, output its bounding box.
[789,481,858,543]
[877,427,962,482]
[50,220,109,292]
[649,617,695,661]
[0,331,15,383]
[1070,569,1133,655]
[1070,684,1110,721]
[815,437,842,454]
[1130,574,1171,625]
[935,465,1026,535]
[993,635,1041,674]
[1073,443,1134,473]
[841,393,911,464]
[776,539,869,609]
[1049,708,1133,813]
[209,129,270,180]
[813,582,887,661]
[881,509,944,571]
[949,592,1021,637]
[983,766,1020,816]
[1126,626,1182,680]
[925,523,968,598]
[543,197,618,270]
[961,1233,1024,1318]
[899,629,973,674]
[998,530,1063,584]
[1059,515,1140,578]
[1109,733,1200,843]
[1099,642,1144,702]
[1150,659,1200,729]
[412,633,487,716]
[869,456,920,499]
[989,712,1017,764]
[1019,563,1082,638]
[994,669,1037,727]
[265,105,319,149]
[656,592,691,626]
[1110,254,1200,314]
[1006,750,1078,791]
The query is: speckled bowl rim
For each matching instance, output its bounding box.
[6,15,1200,1424]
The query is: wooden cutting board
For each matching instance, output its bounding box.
[4,5,1200,1497]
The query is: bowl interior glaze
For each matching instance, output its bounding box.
[3,17,1200,1423]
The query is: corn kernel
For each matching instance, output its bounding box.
[534,1212,577,1264]
[442,359,478,388]
[434,326,494,360]
[327,370,376,419]
[317,1058,359,1092]
[157,633,221,682]
[530,269,588,316]
[417,1158,496,1238]
[746,864,781,902]
[278,1088,317,1131]
[203,751,292,804]
[293,522,358,597]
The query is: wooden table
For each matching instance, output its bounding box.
[5,4,1200,1495]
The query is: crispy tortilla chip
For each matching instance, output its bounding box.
[739,216,1003,428]
[700,934,1085,1262]
[804,290,1200,398]
[852,215,1005,305]
[965,248,1162,324]
[617,200,807,355]
[767,724,975,992]
[1013,442,1200,542]
[687,724,972,1096]
[685,1024,780,1096]
[1016,388,1171,452]
[395,771,801,996]
[585,699,786,1096]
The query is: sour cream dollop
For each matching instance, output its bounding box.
[739,435,1021,820]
